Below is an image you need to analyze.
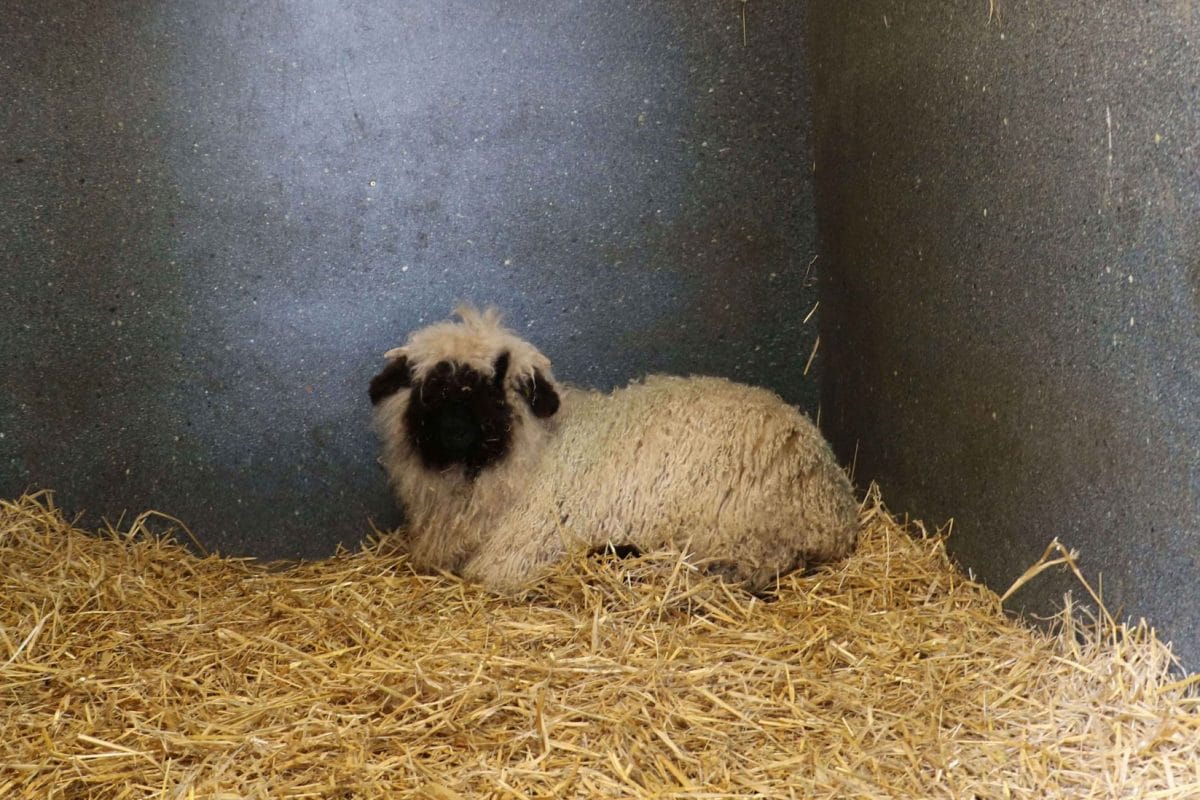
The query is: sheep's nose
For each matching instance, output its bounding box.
[434,407,480,458]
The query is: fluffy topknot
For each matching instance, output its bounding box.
[384,304,554,385]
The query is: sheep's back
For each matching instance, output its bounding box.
[525,375,856,554]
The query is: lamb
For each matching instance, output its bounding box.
[369,305,859,593]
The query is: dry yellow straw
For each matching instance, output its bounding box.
[1,487,1197,798]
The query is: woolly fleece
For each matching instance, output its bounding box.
[373,307,859,592]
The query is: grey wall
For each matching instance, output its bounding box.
[810,3,1199,667]
[1,2,820,559]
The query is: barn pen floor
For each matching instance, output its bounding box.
[2,489,1198,799]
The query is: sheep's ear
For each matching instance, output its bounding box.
[517,367,560,418]
[369,355,412,405]
[492,351,510,389]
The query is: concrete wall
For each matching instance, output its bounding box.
[810,2,1199,667]
[0,2,819,559]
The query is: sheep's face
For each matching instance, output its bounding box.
[405,353,513,479]
[370,306,560,480]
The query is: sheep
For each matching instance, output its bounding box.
[369,305,859,593]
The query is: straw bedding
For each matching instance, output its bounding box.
[1,490,1197,799]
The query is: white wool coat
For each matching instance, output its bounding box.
[373,308,859,592]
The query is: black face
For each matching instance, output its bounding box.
[369,347,562,480]
[403,353,515,480]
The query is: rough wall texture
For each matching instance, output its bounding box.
[0,2,819,559]
[810,2,1199,667]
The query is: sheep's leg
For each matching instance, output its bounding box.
[689,475,859,594]
[460,527,571,593]
[698,550,807,596]
[587,543,642,559]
